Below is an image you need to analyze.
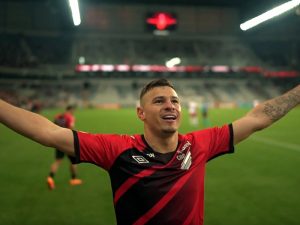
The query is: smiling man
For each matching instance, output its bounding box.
[138,81,182,152]
[75,79,232,224]
[0,78,299,225]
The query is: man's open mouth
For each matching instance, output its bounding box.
[161,114,177,121]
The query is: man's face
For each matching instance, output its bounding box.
[138,86,181,135]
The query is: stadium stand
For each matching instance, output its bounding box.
[0,1,299,109]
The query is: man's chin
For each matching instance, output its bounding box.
[162,128,177,134]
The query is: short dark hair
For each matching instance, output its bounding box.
[66,105,75,111]
[139,78,175,100]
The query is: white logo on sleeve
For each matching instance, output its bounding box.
[132,155,149,164]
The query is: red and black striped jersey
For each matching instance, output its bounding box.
[73,124,234,225]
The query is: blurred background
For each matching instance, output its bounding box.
[0,1,300,225]
[0,0,299,109]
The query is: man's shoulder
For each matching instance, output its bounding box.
[181,128,211,137]
[64,112,74,118]
[84,133,140,143]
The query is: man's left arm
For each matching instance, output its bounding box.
[232,84,300,145]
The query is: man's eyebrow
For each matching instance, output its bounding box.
[152,96,164,101]
[152,96,179,100]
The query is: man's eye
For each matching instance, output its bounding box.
[154,100,163,103]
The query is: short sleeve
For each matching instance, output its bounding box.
[73,131,133,170]
[191,124,234,162]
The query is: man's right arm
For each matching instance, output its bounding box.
[0,99,75,156]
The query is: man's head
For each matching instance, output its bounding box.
[66,105,75,113]
[137,78,181,136]
[139,78,175,104]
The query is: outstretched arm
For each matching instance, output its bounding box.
[0,99,75,156]
[233,84,300,145]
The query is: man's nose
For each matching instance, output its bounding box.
[164,100,175,109]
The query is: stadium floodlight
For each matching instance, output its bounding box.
[166,57,181,68]
[69,0,81,26]
[240,0,300,31]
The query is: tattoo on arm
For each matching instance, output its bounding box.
[262,87,300,122]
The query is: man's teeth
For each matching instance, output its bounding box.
[163,115,176,119]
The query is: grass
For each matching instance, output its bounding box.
[0,107,300,225]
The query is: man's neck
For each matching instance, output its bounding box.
[143,131,178,154]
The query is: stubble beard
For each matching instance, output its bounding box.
[161,126,177,135]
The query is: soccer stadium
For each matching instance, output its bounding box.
[0,0,300,224]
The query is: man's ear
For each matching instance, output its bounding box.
[137,107,145,121]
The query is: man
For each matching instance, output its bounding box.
[188,100,199,126]
[0,78,299,225]
[200,101,210,128]
[47,105,82,190]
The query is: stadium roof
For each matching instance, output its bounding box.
[4,0,300,37]
[7,0,288,7]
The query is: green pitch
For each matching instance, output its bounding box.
[0,107,299,225]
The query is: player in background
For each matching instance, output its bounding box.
[200,101,211,128]
[188,100,199,126]
[47,105,82,190]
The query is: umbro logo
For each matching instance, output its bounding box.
[132,155,149,164]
